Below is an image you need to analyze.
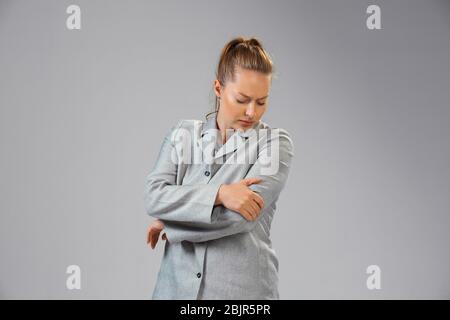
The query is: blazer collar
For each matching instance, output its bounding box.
[199,112,262,160]
[201,113,219,138]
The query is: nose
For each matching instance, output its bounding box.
[245,103,256,119]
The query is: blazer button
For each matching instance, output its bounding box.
[204,171,210,177]
[197,272,202,278]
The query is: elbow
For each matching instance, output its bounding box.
[144,191,156,218]
[235,217,258,234]
[143,178,161,218]
[242,221,256,233]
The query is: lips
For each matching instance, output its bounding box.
[239,120,254,126]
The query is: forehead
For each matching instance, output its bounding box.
[227,67,271,97]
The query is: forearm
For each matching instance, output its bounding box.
[162,204,258,243]
[144,179,222,224]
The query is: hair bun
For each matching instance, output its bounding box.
[246,38,262,48]
[230,37,262,50]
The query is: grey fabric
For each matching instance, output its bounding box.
[144,112,294,299]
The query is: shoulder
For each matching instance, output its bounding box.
[257,120,294,155]
[167,119,203,142]
[176,119,203,130]
[173,119,204,133]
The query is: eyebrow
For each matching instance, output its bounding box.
[237,92,269,100]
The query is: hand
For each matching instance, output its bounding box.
[215,178,265,221]
[146,219,167,249]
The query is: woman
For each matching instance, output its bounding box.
[144,36,294,299]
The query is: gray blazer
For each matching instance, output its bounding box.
[144,112,294,299]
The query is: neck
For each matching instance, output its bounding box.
[216,111,228,144]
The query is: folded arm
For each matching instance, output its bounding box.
[161,128,294,243]
[144,121,222,224]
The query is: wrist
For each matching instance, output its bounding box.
[214,184,226,206]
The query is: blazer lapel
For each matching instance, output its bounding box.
[214,132,246,159]
[197,113,261,161]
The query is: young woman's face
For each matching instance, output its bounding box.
[214,67,271,131]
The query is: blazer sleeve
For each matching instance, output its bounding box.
[144,121,222,224]
[162,128,294,243]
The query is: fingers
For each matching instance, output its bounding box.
[147,228,152,245]
[149,229,160,249]
[241,201,260,221]
[241,177,263,186]
[147,225,163,249]
[247,200,261,220]
[252,193,264,210]
[147,221,164,237]
[153,220,164,230]
[146,217,170,249]
[240,207,254,221]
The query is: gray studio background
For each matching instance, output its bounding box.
[1,0,449,299]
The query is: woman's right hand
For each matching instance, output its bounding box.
[146,219,167,249]
[215,178,265,221]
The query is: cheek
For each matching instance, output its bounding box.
[257,106,267,118]
[222,102,240,119]
[226,102,242,117]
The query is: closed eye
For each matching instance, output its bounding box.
[237,99,266,106]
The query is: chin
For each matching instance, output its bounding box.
[237,121,255,129]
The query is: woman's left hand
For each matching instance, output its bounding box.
[146,219,167,249]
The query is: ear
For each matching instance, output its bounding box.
[213,79,222,98]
